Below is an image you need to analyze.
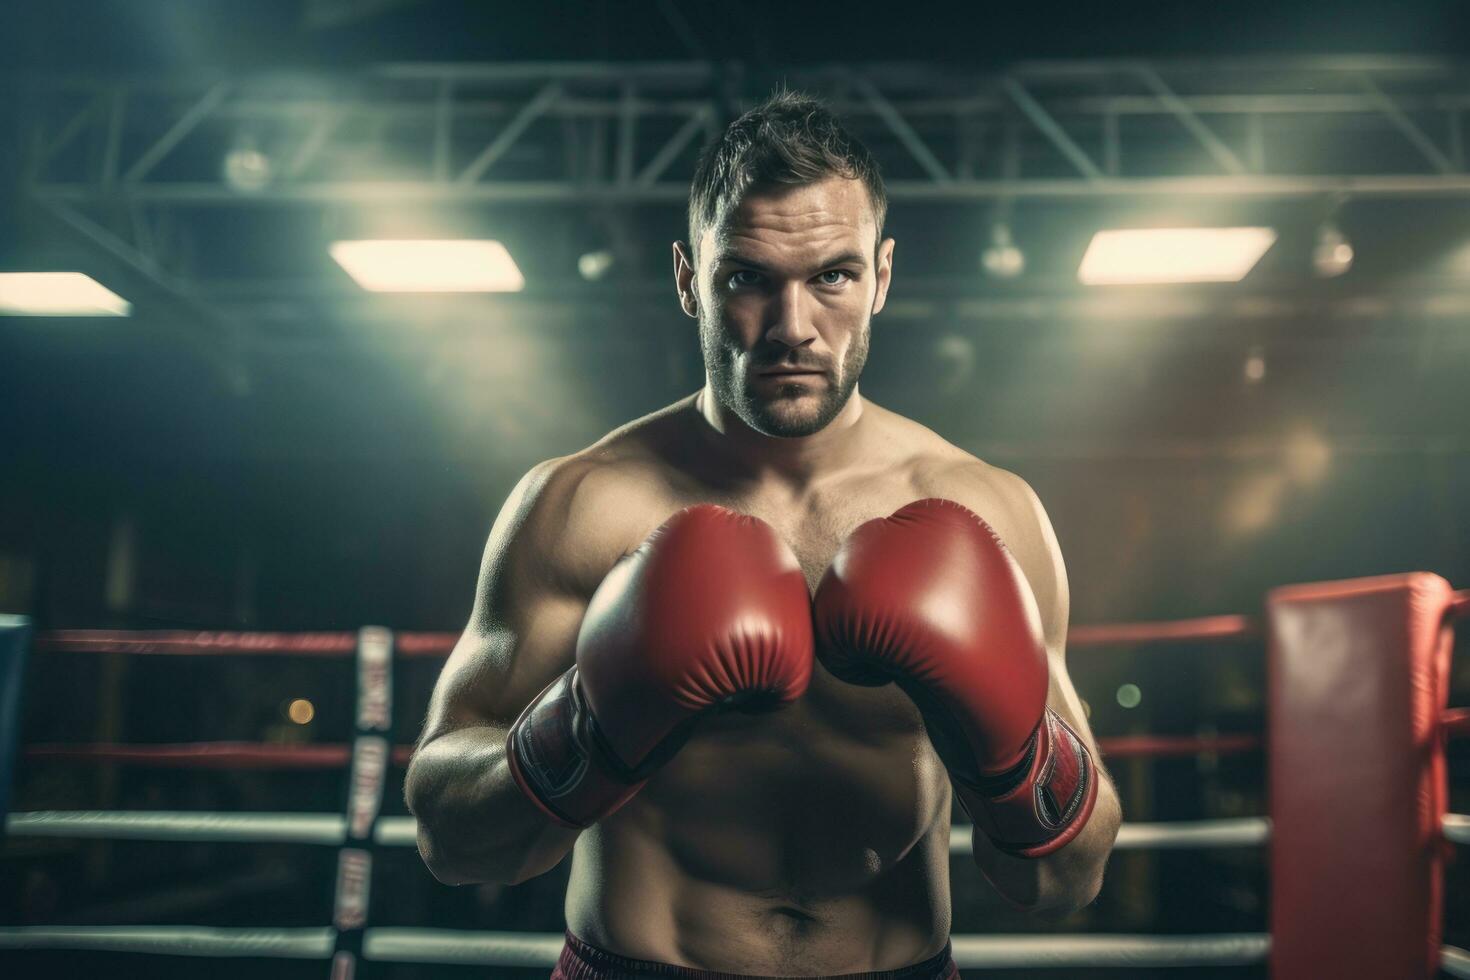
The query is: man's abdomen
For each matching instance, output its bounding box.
[564,677,955,973]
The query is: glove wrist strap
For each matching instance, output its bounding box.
[504,667,646,829]
[961,708,1098,858]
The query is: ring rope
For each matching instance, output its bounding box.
[33,708,1470,771]
[16,810,1468,849]
[5,810,350,844]
[22,733,1269,769]
[7,810,1277,851]
[24,742,413,768]
[0,925,334,959]
[1068,615,1258,647]
[0,925,1273,968]
[3,924,1466,972]
[948,818,1271,853]
[32,630,454,658]
[1445,944,1470,980]
[31,612,1270,659]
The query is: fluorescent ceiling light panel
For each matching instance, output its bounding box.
[329,239,525,292]
[1078,227,1277,285]
[0,272,131,316]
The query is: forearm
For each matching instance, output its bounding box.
[967,772,1121,914]
[405,725,578,886]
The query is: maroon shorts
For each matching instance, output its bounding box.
[550,931,960,980]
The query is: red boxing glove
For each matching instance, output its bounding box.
[506,505,814,828]
[814,498,1096,857]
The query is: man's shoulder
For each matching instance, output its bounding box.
[866,404,1026,500]
[874,413,1045,554]
[552,398,693,508]
[508,402,694,590]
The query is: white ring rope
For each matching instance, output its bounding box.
[0,925,1273,968]
[949,933,1270,968]
[1443,944,1470,980]
[1115,818,1272,849]
[363,928,567,966]
[8,811,1280,851]
[950,818,1273,854]
[0,925,1462,972]
[0,926,334,959]
[13,810,1468,857]
[5,810,347,844]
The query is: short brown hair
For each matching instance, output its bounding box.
[687,90,887,259]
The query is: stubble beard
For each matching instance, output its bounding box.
[700,312,870,439]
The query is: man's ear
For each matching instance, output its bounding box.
[871,237,895,317]
[672,241,698,319]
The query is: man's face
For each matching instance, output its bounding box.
[676,177,894,438]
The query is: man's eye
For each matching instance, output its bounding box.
[818,270,851,286]
[728,270,761,288]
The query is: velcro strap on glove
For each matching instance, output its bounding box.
[963,708,1098,858]
[504,668,646,829]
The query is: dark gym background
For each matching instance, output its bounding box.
[1,2,1467,977]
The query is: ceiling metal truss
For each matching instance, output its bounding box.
[19,57,1470,207]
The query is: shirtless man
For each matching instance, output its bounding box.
[405,91,1122,979]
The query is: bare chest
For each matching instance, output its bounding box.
[600,473,955,891]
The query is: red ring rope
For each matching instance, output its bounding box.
[19,732,1309,769]
[34,616,1266,659]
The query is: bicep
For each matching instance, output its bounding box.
[981,468,1092,741]
[1016,487,1101,752]
[419,458,596,743]
[421,589,587,741]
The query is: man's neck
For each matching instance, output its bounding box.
[691,384,871,492]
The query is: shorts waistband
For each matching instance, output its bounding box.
[551,931,959,980]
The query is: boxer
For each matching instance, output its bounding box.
[407,90,1121,979]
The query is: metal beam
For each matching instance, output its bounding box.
[284,108,343,179]
[35,198,248,393]
[1001,76,1103,180]
[455,82,562,184]
[851,76,952,184]
[35,93,107,173]
[635,104,712,187]
[1358,73,1457,174]
[123,81,232,184]
[1131,63,1247,175]
[34,172,1470,206]
[22,59,1470,207]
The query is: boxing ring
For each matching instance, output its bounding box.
[1,573,1467,977]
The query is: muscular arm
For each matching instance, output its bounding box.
[945,467,1122,913]
[405,458,603,886]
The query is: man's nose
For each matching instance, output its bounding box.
[764,281,818,349]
